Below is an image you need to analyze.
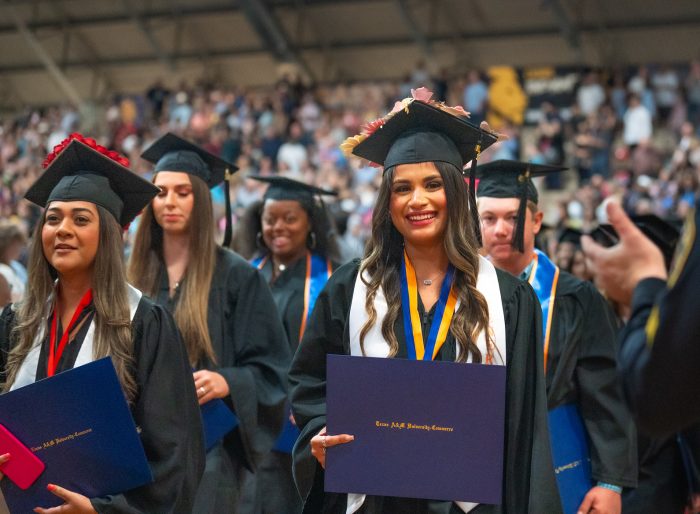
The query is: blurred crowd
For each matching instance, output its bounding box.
[2,59,700,306]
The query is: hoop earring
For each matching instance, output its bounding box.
[308,231,317,250]
[256,231,265,249]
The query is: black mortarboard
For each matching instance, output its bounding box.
[141,132,238,188]
[25,139,159,227]
[141,132,239,246]
[351,101,497,169]
[590,214,681,269]
[345,99,499,245]
[250,175,337,203]
[475,160,567,252]
[558,227,583,247]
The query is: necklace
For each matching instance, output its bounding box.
[423,279,433,286]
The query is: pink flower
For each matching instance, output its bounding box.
[362,118,385,136]
[411,87,433,102]
[389,100,406,116]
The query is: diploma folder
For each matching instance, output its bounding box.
[0,358,153,513]
[325,355,506,503]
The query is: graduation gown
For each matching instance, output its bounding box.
[0,293,205,514]
[257,254,338,352]
[543,271,638,488]
[289,260,562,514]
[621,429,695,514]
[155,247,289,473]
[246,255,337,514]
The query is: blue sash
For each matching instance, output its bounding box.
[529,249,593,514]
[252,252,332,453]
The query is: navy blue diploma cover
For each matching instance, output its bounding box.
[200,399,239,451]
[325,355,506,503]
[0,358,153,513]
[548,404,593,514]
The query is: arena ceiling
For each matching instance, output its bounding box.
[1,0,700,109]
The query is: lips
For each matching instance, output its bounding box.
[405,211,437,226]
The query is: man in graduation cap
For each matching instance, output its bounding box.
[476,160,637,514]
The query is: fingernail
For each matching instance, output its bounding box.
[0,452,10,459]
[47,484,55,491]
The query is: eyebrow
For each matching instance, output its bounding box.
[47,207,95,214]
[480,210,518,216]
[392,174,442,184]
[157,183,192,189]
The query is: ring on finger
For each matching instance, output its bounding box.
[322,435,327,448]
[199,386,206,395]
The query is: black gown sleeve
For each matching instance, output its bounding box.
[497,272,562,514]
[90,299,205,514]
[572,281,637,487]
[289,261,358,507]
[618,202,700,436]
[215,253,290,471]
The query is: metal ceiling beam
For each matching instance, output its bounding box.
[122,0,177,71]
[237,0,315,81]
[542,0,581,50]
[48,1,117,96]
[2,14,700,75]
[3,0,84,107]
[395,0,432,57]
[169,0,214,68]
[0,0,381,34]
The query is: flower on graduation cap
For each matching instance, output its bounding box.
[341,87,476,161]
[43,133,131,169]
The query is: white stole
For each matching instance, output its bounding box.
[10,285,143,391]
[345,256,507,514]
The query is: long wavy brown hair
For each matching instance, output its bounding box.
[3,206,137,401]
[359,161,494,362]
[128,173,216,366]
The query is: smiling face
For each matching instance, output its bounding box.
[41,200,100,278]
[152,171,195,235]
[478,196,543,275]
[389,162,448,249]
[261,199,311,263]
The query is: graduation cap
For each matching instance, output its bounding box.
[342,95,500,245]
[250,175,337,204]
[558,227,583,248]
[25,137,159,227]
[590,214,681,269]
[475,160,567,253]
[141,132,239,246]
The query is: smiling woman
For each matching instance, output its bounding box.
[0,135,205,513]
[288,88,563,513]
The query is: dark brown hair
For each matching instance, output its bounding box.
[3,206,137,400]
[128,173,217,365]
[359,162,496,363]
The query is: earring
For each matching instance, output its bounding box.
[308,232,317,249]
[256,231,265,249]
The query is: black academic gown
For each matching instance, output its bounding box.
[621,428,698,514]
[244,255,338,514]
[155,247,289,512]
[0,296,205,514]
[289,261,562,514]
[544,271,638,488]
